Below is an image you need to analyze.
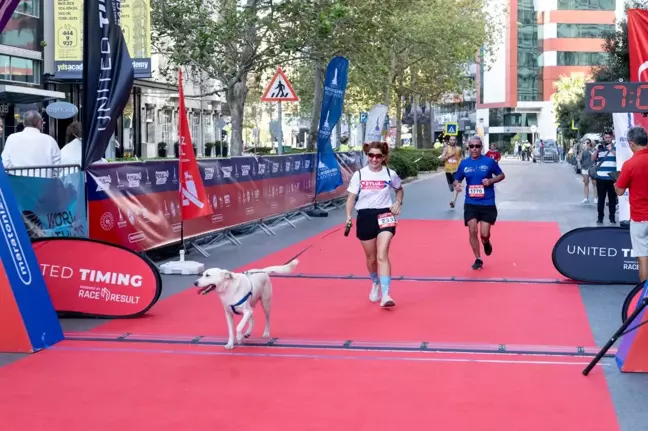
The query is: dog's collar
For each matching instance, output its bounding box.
[230,291,252,315]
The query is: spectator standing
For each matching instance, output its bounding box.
[1,111,61,178]
[593,131,617,225]
[579,139,597,204]
[615,126,648,281]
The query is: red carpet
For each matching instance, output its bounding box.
[90,278,595,346]
[240,220,563,279]
[0,341,619,431]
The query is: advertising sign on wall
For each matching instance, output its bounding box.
[32,237,162,318]
[53,0,152,79]
[552,227,639,285]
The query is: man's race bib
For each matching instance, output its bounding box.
[378,212,397,228]
[468,185,485,198]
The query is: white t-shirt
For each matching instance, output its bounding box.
[347,166,402,210]
[1,127,61,177]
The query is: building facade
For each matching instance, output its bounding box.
[42,0,228,158]
[476,0,625,148]
[0,0,65,151]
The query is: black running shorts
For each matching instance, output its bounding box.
[445,172,456,186]
[356,207,397,241]
[464,203,498,226]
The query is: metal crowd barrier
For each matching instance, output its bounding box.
[5,164,81,178]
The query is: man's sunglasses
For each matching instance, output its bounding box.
[367,153,384,159]
[469,144,482,149]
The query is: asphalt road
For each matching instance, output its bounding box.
[1,157,646,430]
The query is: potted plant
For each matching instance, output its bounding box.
[157,142,168,158]
[173,141,179,158]
[205,142,214,157]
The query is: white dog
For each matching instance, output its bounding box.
[193,259,299,349]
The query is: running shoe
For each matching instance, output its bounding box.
[450,201,455,209]
[483,240,493,256]
[381,293,395,307]
[369,283,381,303]
[472,258,483,270]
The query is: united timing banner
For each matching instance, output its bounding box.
[82,0,135,169]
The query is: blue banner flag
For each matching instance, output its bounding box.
[6,172,87,239]
[315,56,349,196]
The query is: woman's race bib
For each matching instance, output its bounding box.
[468,185,485,198]
[378,212,397,228]
[448,157,457,163]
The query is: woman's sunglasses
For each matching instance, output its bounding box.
[468,144,482,149]
[367,153,384,159]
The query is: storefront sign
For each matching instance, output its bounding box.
[53,0,152,79]
[31,237,162,318]
[552,227,639,285]
[46,101,78,120]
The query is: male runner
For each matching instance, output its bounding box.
[453,135,506,269]
[441,135,462,208]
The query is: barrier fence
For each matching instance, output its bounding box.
[6,152,362,253]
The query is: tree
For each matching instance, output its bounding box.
[152,0,311,156]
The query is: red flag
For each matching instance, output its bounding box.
[628,9,648,128]
[178,69,211,221]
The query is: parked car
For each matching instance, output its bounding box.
[532,139,559,163]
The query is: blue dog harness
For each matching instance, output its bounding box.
[229,272,256,315]
[229,291,252,315]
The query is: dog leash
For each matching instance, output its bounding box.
[283,226,342,265]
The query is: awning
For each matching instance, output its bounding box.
[0,85,66,104]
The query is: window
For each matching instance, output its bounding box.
[517,0,540,101]
[161,110,173,146]
[145,106,154,143]
[0,55,38,83]
[488,108,537,128]
[15,0,40,17]
[557,0,615,10]
[557,51,608,66]
[0,13,39,51]
[557,24,615,38]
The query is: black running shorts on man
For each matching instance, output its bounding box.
[463,203,497,226]
[356,207,396,241]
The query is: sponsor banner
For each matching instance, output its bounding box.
[315,56,347,195]
[7,171,87,238]
[552,227,639,285]
[54,0,152,79]
[85,153,361,251]
[82,0,134,168]
[32,237,162,318]
[316,151,362,202]
[86,154,316,251]
[0,166,63,353]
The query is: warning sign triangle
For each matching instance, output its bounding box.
[261,67,299,102]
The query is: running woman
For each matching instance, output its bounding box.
[485,143,501,163]
[453,135,506,270]
[346,141,403,307]
[441,136,462,208]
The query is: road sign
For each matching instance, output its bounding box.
[530,125,538,134]
[445,122,459,136]
[261,67,299,102]
[360,112,368,123]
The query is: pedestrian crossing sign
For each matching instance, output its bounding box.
[445,122,459,136]
[261,67,299,102]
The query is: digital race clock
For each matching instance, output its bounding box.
[585,82,648,114]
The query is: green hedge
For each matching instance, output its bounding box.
[388,147,443,180]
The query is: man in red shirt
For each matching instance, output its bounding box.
[485,143,501,163]
[615,126,648,281]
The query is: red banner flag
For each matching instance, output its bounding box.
[178,69,212,221]
[628,9,648,128]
